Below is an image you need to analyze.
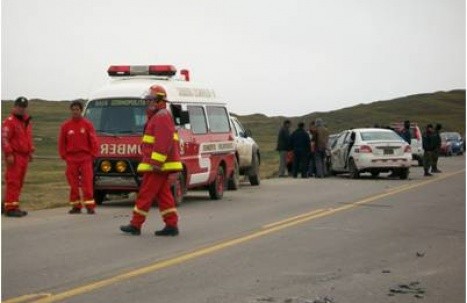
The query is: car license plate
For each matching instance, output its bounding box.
[384,149,394,155]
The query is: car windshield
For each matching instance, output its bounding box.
[360,131,403,142]
[84,99,147,134]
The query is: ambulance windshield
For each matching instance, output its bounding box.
[84,99,146,135]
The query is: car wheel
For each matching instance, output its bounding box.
[94,190,106,205]
[172,172,185,206]
[227,158,240,190]
[248,152,260,186]
[399,168,409,180]
[209,166,225,200]
[349,159,359,179]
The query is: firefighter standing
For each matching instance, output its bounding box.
[2,97,35,217]
[58,101,98,214]
[120,85,182,236]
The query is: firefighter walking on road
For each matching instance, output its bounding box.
[58,101,98,214]
[120,85,183,236]
[2,97,35,217]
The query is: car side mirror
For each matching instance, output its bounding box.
[244,129,252,138]
[180,111,190,125]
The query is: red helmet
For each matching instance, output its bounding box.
[148,85,167,101]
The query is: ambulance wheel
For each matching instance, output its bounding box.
[172,173,185,206]
[248,153,260,186]
[94,190,106,205]
[209,166,225,200]
[227,158,240,190]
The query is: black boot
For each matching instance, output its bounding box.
[68,207,82,214]
[155,226,179,237]
[120,224,141,235]
[5,209,27,217]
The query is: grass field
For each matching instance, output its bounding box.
[1,90,465,210]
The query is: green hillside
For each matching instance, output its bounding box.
[1,90,465,209]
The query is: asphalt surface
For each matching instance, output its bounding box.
[2,156,465,303]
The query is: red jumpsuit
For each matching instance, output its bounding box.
[58,117,98,210]
[2,113,34,211]
[130,103,183,229]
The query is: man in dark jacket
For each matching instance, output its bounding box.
[290,122,311,178]
[276,120,291,177]
[431,123,442,173]
[400,120,412,144]
[422,124,436,177]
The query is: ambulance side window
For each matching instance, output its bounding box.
[206,106,230,133]
[170,104,182,126]
[188,106,207,134]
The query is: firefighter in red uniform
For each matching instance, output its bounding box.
[58,101,98,214]
[2,97,35,217]
[120,85,182,236]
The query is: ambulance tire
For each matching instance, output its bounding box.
[172,173,185,206]
[209,166,225,200]
[94,190,106,205]
[227,158,240,190]
[248,152,260,186]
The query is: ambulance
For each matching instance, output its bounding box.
[83,64,237,205]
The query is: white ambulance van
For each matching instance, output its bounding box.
[84,65,237,205]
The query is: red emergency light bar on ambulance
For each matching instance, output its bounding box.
[84,64,236,205]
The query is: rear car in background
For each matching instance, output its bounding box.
[229,116,261,188]
[440,132,464,156]
[330,128,412,179]
[391,122,424,166]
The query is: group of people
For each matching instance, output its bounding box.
[276,118,446,179]
[2,87,181,237]
[276,119,329,179]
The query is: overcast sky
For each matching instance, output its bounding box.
[1,0,465,116]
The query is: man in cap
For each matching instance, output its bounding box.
[2,97,35,217]
[120,85,183,236]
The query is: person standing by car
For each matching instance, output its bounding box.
[314,118,329,178]
[58,101,98,214]
[422,124,437,177]
[276,120,291,177]
[308,121,317,177]
[431,123,442,173]
[120,86,183,236]
[290,122,311,178]
[400,120,412,144]
[2,97,35,217]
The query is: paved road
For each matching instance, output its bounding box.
[2,156,465,303]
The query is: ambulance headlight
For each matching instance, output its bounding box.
[100,160,112,173]
[115,161,127,173]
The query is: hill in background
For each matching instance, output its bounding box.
[236,89,465,136]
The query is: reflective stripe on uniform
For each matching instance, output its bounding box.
[83,200,95,205]
[69,201,81,206]
[151,152,167,163]
[5,201,19,206]
[137,162,153,172]
[160,208,177,217]
[142,135,155,144]
[133,206,148,217]
[173,133,179,141]
[162,161,183,171]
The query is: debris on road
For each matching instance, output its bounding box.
[388,281,425,299]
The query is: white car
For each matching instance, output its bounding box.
[330,128,412,179]
[228,116,261,188]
